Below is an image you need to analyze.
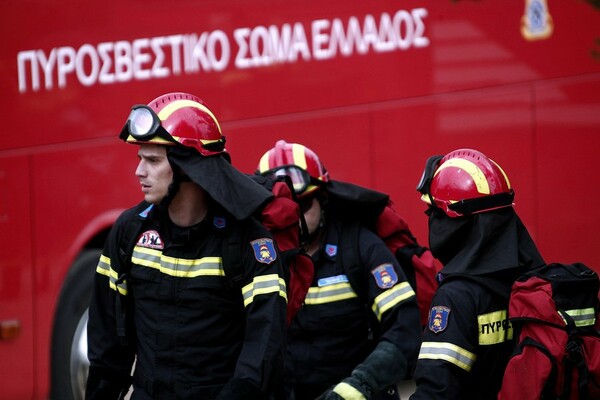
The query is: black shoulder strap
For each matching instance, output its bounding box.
[115,201,151,344]
[340,221,368,302]
[520,337,559,399]
[221,224,245,289]
[117,202,152,277]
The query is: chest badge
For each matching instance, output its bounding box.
[136,230,164,250]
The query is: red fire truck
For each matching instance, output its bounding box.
[1,0,599,398]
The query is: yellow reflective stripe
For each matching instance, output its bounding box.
[96,255,127,295]
[292,143,307,169]
[157,99,222,134]
[304,282,358,305]
[258,152,270,173]
[132,246,224,278]
[126,134,172,145]
[332,382,367,400]
[490,159,511,189]
[96,254,111,277]
[418,341,477,372]
[478,309,513,345]
[371,282,416,321]
[435,158,490,196]
[561,308,597,327]
[242,274,287,307]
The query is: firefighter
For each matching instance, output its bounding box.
[410,148,545,399]
[85,92,287,400]
[256,140,421,400]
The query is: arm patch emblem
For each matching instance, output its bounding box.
[250,238,277,264]
[371,263,398,289]
[429,305,451,334]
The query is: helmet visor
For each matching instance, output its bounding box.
[261,165,317,195]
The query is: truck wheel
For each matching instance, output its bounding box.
[50,249,100,400]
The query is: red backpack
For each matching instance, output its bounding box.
[498,263,600,400]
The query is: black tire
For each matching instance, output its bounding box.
[50,249,100,400]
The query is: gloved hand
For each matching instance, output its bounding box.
[216,377,264,400]
[316,375,371,400]
[85,366,131,400]
[316,341,408,400]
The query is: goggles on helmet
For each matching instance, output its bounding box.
[119,105,177,144]
[416,155,443,196]
[424,190,515,218]
[417,154,514,218]
[119,104,226,153]
[260,165,323,195]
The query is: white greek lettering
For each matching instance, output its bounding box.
[312,19,333,60]
[132,38,151,80]
[234,27,251,69]
[37,49,57,91]
[97,42,115,84]
[17,50,39,92]
[206,30,229,71]
[114,41,133,82]
[75,44,99,87]
[375,13,396,52]
[412,8,430,48]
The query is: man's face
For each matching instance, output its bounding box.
[135,144,174,204]
[301,196,322,236]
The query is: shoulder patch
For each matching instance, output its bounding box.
[250,238,277,264]
[325,244,338,257]
[213,216,226,229]
[371,263,398,289]
[428,305,451,334]
[137,229,164,250]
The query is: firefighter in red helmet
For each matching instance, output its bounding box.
[257,140,422,400]
[410,149,545,400]
[86,93,287,400]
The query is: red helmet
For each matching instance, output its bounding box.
[417,149,514,218]
[119,92,226,157]
[256,140,329,197]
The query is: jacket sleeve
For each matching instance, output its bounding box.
[85,213,136,400]
[218,220,287,399]
[409,282,478,400]
[361,228,422,379]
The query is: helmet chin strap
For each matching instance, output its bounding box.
[158,161,187,209]
[308,209,326,244]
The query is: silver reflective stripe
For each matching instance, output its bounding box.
[418,341,477,372]
[96,254,127,295]
[132,246,224,278]
[560,308,597,327]
[242,274,287,307]
[371,281,416,321]
[304,282,358,305]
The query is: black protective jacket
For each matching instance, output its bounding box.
[86,203,287,400]
[410,207,545,400]
[410,275,516,399]
[286,218,421,399]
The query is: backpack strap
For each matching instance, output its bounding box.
[339,221,369,303]
[561,312,592,400]
[521,336,559,399]
[221,224,245,289]
[115,202,152,344]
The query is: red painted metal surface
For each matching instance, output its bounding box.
[1,1,599,398]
